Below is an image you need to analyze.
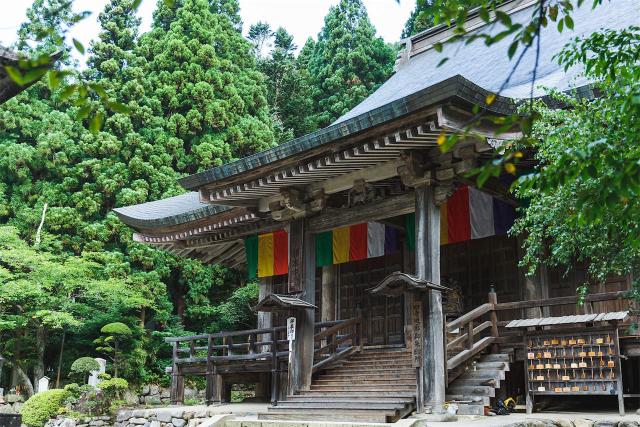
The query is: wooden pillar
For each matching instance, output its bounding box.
[415,185,445,414]
[258,277,273,354]
[288,218,316,394]
[321,265,337,323]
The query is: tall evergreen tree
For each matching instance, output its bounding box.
[254,27,315,141]
[137,0,275,170]
[308,0,395,127]
[402,0,434,38]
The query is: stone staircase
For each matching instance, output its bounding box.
[446,352,511,415]
[261,348,416,423]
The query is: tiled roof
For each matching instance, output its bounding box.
[113,192,231,228]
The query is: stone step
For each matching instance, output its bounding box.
[453,378,501,388]
[309,385,416,392]
[455,403,485,415]
[447,385,495,397]
[445,394,490,406]
[318,373,416,381]
[326,366,415,374]
[260,410,391,423]
[286,395,414,403]
[297,390,415,398]
[474,362,509,371]
[272,402,407,410]
[458,369,505,380]
[314,378,416,385]
[478,353,510,363]
[338,360,412,368]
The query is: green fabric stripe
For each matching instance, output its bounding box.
[315,231,333,267]
[245,235,258,279]
[405,213,415,251]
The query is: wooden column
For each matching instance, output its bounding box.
[415,185,445,414]
[288,218,316,394]
[258,277,273,353]
[321,265,337,323]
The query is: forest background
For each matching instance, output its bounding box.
[0,0,430,395]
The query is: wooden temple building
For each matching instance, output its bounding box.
[115,0,640,421]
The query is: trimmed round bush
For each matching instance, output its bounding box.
[70,357,100,376]
[100,322,132,336]
[20,389,70,427]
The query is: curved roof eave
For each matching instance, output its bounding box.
[178,75,515,191]
[113,192,231,229]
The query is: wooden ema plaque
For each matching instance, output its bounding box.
[523,327,625,416]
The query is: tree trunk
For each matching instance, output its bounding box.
[34,325,46,392]
[55,331,66,388]
[0,352,34,397]
[114,341,119,378]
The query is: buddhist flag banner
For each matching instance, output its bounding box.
[316,222,400,267]
[405,186,515,250]
[245,229,289,279]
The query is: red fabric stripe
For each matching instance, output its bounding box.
[447,186,471,243]
[273,229,288,275]
[349,223,368,261]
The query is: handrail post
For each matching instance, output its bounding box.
[466,320,474,350]
[355,309,363,349]
[488,286,499,354]
[248,333,257,355]
[271,327,279,406]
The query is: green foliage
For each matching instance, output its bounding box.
[307,0,395,127]
[251,26,315,140]
[100,322,132,336]
[20,389,70,427]
[512,26,640,299]
[97,376,129,401]
[137,0,276,169]
[402,0,434,38]
[69,357,100,377]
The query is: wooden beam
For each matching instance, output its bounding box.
[308,192,415,233]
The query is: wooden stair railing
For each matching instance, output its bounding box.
[166,325,288,405]
[445,288,633,384]
[312,314,363,373]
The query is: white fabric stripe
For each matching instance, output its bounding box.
[469,187,495,239]
[367,222,385,258]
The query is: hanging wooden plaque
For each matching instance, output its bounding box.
[411,300,423,368]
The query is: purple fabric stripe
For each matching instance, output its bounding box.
[384,226,400,254]
[493,198,516,235]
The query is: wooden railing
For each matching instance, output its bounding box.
[312,315,362,373]
[166,325,288,404]
[445,288,634,383]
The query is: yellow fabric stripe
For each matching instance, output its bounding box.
[257,233,274,277]
[332,227,350,264]
[440,203,448,245]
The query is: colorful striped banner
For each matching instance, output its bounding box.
[245,229,288,279]
[316,222,401,267]
[405,186,516,250]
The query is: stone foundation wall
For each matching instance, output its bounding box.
[45,415,113,427]
[138,386,204,406]
[0,394,23,414]
[116,407,217,427]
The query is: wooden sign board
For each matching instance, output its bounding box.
[287,317,296,341]
[411,301,423,368]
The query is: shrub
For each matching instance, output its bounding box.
[69,357,100,383]
[20,389,70,427]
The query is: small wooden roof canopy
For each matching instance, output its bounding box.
[252,294,318,313]
[369,271,449,297]
[505,311,630,328]
[113,0,637,269]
